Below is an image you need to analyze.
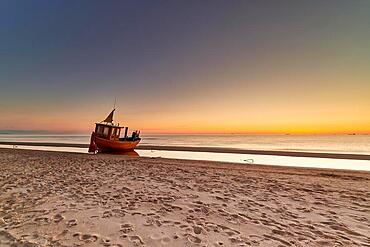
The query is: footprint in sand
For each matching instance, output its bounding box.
[0,218,7,226]
[73,232,98,243]
[100,237,111,245]
[150,233,171,245]
[33,216,50,224]
[66,219,77,227]
[187,234,202,244]
[179,224,189,229]
[128,235,145,245]
[193,225,203,234]
[81,234,98,242]
[214,242,224,246]
[53,213,64,223]
[53,229,69,240]
[120,223,134,234]
[143,217,154,226]
[103,210,113,218]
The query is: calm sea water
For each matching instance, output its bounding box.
[1,134,370,171]
[0,134,369,154]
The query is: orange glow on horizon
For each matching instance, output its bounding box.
[2,120,369,135]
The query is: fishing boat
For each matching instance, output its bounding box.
[88,109,141,153]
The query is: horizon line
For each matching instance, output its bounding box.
[0,129,369,135]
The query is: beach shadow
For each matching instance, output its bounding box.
[98,150,140,157]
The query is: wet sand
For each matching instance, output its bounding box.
[0,148,369,246]
[1,141,370,160]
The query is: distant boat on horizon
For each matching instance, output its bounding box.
[88,109,141,153]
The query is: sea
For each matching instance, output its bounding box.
[1,134,370,171]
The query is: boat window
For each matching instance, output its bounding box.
[112,128,118,138]
[103,127,109,137]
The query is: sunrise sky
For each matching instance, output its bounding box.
[1,0,369,134]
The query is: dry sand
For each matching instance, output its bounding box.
[0,148,369,247]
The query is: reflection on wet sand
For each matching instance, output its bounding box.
[99,150,140,157]
[0,145,369,171]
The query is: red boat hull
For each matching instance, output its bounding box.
[89,133,140,153]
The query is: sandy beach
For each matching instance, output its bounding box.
[0,148,369,247]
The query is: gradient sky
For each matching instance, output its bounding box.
[1,0,370,134]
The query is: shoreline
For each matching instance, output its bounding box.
[1,141,370,160]
[1,147,370,175]
[1,148,369,246]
